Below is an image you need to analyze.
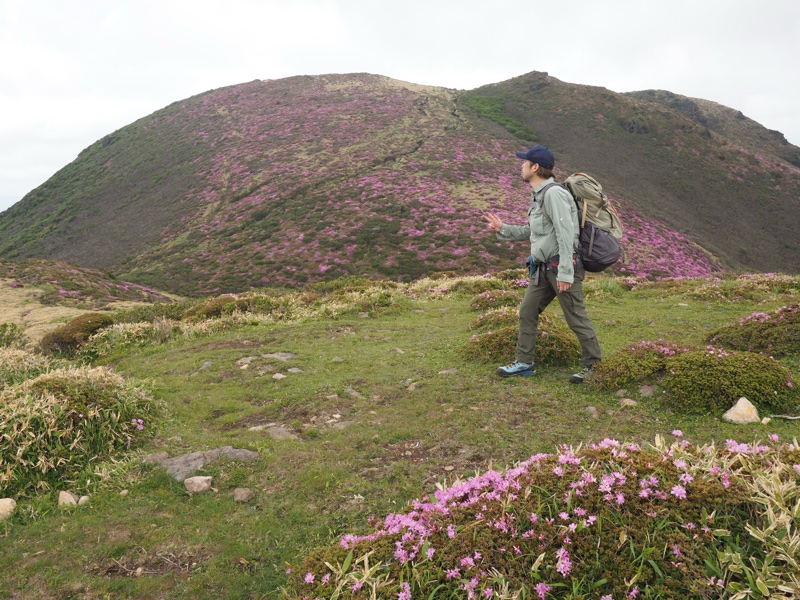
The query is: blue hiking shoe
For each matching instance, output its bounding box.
[569,367,595,384]
[497,361,536,378]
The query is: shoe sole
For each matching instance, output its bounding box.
[498,370,536,378]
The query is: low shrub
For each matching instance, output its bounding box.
[311,276,396,294]
[112,300,197,324]
[592,339,691,391]
[661,348,798,415]
[0,322,27,348]
[0,348,57,388]
[469,289,523,312]
[707,302,800,357]
[688,273,800,303]
[469,306,518,332]
[38,313,114,356]
[463,312,580,366]
[182,294,239,321]
[0,366,160,497]
[284,435,800,599]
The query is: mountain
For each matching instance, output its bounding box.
[0,72,798,295]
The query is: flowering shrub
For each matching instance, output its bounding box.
[0,366,161,497]
[707,301,800,357]
[592,340,691,391]
[470,290,523,312]
[661,348,798,414]
[39,313,114,356]
[463,311,579,366]
[284,435,800,599]
[0,322,27,349]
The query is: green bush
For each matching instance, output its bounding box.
[112,300,197,324]
[661,348,798,414]
[463,312,580,366]
[592,339,690,391]
[469,289,523,312]
[285,436,800,599]
[469,306,518,332]
[182,294,238,321]
[0,366,160,497]
[0,322,27,348]
[707,302,800,357]
[38,313,114,355]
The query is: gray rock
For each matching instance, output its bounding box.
[722,397,760,425]
[262,352,296,361]
[198,361,213,371]
[0,498,16,521]
[265,426,299,441]
[344,387,364,399]
[619,398,637,408]
[272,373,287,380]
[146,447,259,481]
[585,406,600,419]
[438,368,459,375]
[287,367,303,373]
[184,476,213,494]
[78,495,90,505]
[58,491,79,506]
[332,356,345,363]
[331,420,355,430]
[233,488,255,503]
[639,385,657,397]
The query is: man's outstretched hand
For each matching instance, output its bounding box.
[483,212,503,232]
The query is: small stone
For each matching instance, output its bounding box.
[266,426,299,441]
[233,488,255,503]
[585,406,600,419]
[287,368,303,373]
[344,387,364,399]
[78,496,90,505]
[119,489,129,496]
[444,466,455,472]
[135,567,144,577]
[358,312,370,318]
[144,451,170,464]
[262,352,296,361]
[184,476,213,494]
[272,373,287,380]
[438,368,458,375]
[761,417,772,424]
[0,498,16,521]
[198,361,213,371]
[619,398,637,408]
[332,357,345,363]
[394,348,405,354]
[614,389,628,397]
[58,491,79,506]
[639,385,657,397]
[722,397,760,425]
[236,356,257,367]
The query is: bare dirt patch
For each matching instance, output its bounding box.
[95,544,212,578]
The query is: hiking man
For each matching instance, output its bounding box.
[482,145,601,383]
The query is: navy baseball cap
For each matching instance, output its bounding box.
[515,145,555,169]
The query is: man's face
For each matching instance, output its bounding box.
[521,160,537,183]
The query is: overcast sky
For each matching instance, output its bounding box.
[1,0,798,213]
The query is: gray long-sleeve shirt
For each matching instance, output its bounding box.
[496,177,580,283]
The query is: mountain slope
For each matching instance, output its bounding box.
[0,72,797,295]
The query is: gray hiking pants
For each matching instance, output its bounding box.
[516,267,601,368]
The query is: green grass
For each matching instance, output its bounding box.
[1,279,799,598]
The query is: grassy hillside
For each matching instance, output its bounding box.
[1,272,799,598]
[1,72,796,295]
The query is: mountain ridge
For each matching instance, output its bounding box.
[1,71,797,295]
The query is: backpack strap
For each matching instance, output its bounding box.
[539,182,582,225]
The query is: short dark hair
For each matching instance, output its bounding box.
[536,165,554,179]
